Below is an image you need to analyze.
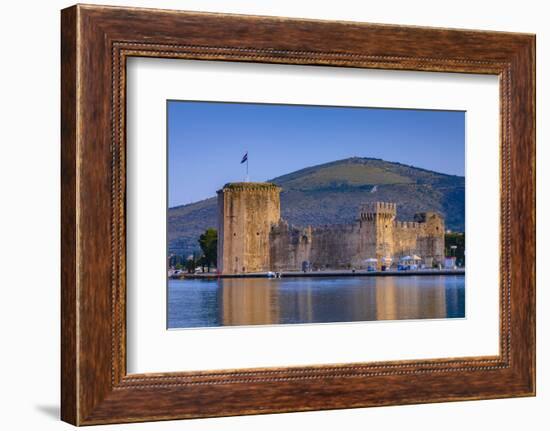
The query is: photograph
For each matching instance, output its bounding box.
[167,101,466,329]
[43,1,536,427]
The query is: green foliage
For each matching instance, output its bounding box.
[198,228,218,271]
[279,163,412,190]
[445,232,465,265]
[184,257,196,273]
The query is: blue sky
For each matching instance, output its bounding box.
[168,101,465,207]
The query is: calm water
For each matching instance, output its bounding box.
[167,275,465,329]
[168,275,464,328]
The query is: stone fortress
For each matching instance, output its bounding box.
[217,182,445,275]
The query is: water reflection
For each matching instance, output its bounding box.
[167,275,465,329]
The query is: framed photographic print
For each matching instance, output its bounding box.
[61,4,535,425]
[165,100,465,330]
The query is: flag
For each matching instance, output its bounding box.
[240,152,248,164]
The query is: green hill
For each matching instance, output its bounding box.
[168,157,465,256]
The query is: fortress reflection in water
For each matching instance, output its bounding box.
[167,276,465,329]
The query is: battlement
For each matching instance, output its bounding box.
[218,183,445,273]
[359,202,397,221]
[413,211,442,223]
[217,182,281,194]
[217,182,282,275]
[395,220,420,229]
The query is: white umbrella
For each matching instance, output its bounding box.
[364,258,378,263]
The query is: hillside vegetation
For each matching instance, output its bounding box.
[168,157,465,256]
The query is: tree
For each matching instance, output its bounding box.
[197,256,207,273]
[184,257,196,274]
[198,228,218,272]
[445,232,465,266]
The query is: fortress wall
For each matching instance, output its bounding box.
[374,211,396,262]
[392,222,423,257]
[243,187,280,272]
[220,184,446,273]
[357,219,378,265]
[217,189,246,274]
[392,213,445,264]
[270,207,447,271]
[269,222,312,271]
[270,222,377,270]
[414,212,445,263]
[358,203,397,263]
[269,221,291,271]
[218,183,281,274]
[309,224,363,269]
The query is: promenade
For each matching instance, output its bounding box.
[177,268,465,280]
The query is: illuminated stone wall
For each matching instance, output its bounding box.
[218,182,445,274]
[217,183,281,274]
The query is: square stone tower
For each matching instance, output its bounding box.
[358,202,397,264]
[217,182,281,274]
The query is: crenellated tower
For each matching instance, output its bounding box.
[217,182,281,275]
[359,202,397,265]
[216,182,446,273]
[414,211,445,264]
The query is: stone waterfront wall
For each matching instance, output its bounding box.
[269,221,313,271]
[393,221,423,257]
[391,212,445,266]
[217,183,281,274]
[270,222,369,271]
[414,212,445,265]
[218,182,445,274]
[309,223,365,269]
[360,202,397,263]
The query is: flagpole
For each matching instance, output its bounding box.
[241,150,249,182]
